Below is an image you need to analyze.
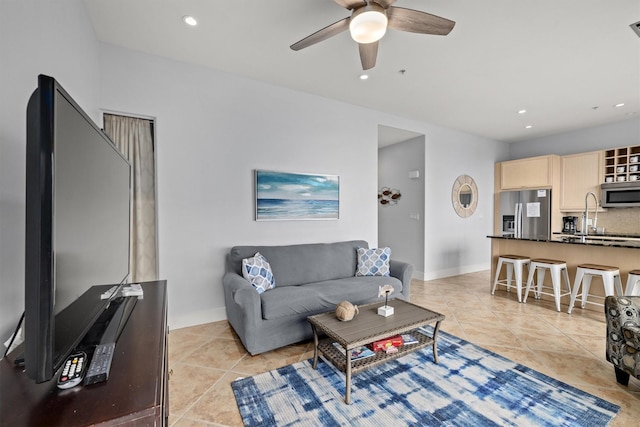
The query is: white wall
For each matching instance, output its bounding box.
[98,44,509,329]
[378,136,426,275]
[509,118,640,159]
[421,126,507,279]
[98,44,382,329]
[0,0,101,342]
[0,0,510,340]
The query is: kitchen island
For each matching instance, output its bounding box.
[488,234,640,311]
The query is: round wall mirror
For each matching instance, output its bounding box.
[452,175,478,218]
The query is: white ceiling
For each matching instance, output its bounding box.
[84,0,640,143]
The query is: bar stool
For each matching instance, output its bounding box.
[625,269,640,296]
[523,259,571,312]
[567,264,623,314]
[492,255,530,302]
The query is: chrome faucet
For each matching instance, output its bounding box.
[581,191,599,236]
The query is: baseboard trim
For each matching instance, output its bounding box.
[169,306,227,331]
[413,263,490,281]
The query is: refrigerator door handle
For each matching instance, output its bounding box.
[514,203,522,238]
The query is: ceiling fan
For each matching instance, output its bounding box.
[290,0,456,70]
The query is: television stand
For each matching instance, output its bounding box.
[0,281,168,426]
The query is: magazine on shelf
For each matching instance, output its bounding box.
[401,334,419,345]
[332,343,375,360]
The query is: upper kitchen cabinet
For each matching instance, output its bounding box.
[603,145,640,184]
[499,155,559,190]
[560,151,604,211]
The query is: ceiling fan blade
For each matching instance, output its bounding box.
[334,0,367,10]
[359,42,378,70]
[373,0,397,8]
[290,17,351,51]
[387,7,455,35]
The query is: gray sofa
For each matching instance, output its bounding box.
[223,240,413,355]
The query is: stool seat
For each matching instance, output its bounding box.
[523,259,571,312]
[626,270,640,296]
[531,258,566,265]
[568,264,623,314]
[577,263,619,272]
[501,255,530,260]
[492,255,530,303]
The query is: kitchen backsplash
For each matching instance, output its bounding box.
[564,207,640,234]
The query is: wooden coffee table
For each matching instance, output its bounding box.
[308,299,445,404]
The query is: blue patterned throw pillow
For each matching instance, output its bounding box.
[242,252,276,294]
[355,247,391,277]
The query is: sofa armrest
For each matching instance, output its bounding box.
[390,259,414,300]
[605,296,640,366]
[222,273,261,325]
[622,324,640,350]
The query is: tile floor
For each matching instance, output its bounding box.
[167,271,640,426]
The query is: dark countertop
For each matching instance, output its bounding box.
[487,234,640,249]
[552,231,640,239]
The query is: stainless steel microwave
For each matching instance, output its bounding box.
[601,182,640,207]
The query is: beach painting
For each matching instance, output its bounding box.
[255,170,339,220]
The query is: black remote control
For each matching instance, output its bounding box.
[84,342,115,385]
[57,351,87,390]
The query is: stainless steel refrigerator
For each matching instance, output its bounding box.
[499,189,551,239]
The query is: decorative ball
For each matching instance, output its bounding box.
[336,301,359,321]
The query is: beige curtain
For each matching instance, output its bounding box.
[103,114,158,282]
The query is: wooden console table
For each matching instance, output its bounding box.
[0,280,168,426]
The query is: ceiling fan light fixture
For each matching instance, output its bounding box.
[350,5,388,44]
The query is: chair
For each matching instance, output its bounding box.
[523,258,571,312]
[491,255,530,303]
[567,264,623,314]
[605,296,640,386]
[625,269,640,296]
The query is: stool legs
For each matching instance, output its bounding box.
[525,266,545,299]
[625,274,640,296]
[492,258,527,303]
[523,261,570,312]
[512,263,523,303]
[551,266,571,312]
[568,269,584,314]
[568,267,623,314]
[491,258,505,295]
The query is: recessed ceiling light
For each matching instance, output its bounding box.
[359,74,369,80]
[183,15,198,26]
[518,109,527,114]
[525,125,533,129]
[615,103,625,108]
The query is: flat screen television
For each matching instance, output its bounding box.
[24,75,132,383]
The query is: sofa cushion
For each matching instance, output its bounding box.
[228,240,368,287]
[260,276,403,320]
[355,247,391,276]
[241,252,275,294]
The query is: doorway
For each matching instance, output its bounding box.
[378,125,425,277]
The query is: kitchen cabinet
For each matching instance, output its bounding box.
[604,145,640,184]
[499,155,557,190]
[560,151,604,211]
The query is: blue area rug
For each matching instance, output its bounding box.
[232,328,620,426]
